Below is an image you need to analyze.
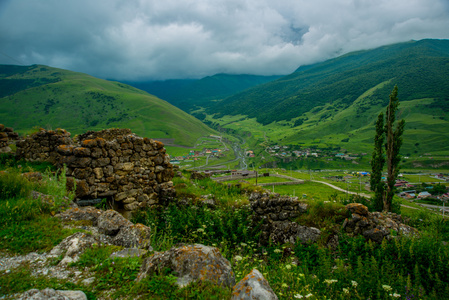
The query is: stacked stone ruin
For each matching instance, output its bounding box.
[16,128,175,210]
[249,192,321,246]
[0,124,19,153]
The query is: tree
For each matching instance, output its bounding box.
[370,112,385,211]
[370,85,405,212]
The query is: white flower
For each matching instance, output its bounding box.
[382,285,392,292]
[234,255,243,261]
[324,279,338,284]
[294,294,303,299]
[274,249,282,253]
[389,293,401,298]
[305,293,313,298]
[285,264,292,270]
[343,288,349,294]
[351,280,358,287]
[240,242,247,247]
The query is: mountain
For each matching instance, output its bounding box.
[121,73,281,112]
[0,64,215,147]
[205,39,449,155]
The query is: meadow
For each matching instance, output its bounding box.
[1,155,449,299]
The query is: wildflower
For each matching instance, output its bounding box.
[294,294,303,299]
[197,228,204,233]
[382,285,392,292]
[274,249,282,253]
[285,264,292,270]
[343,288,349,294]
[305,293,313,298]
[324,279,338,284]
[351,280,358,287]
[240,242,247,247]
[234,255,243,261]
[202,224,207,228]
[389,293,401,298]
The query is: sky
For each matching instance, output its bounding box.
[1,0,449,81]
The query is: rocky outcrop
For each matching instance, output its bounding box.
[250,192,320,245]
[138,244,235,288]
[49,231,112,266]
[343,203,417,243]
[55,207,152,250]
[18,288,87,300]
[0,124,19,153]
[16,128,175,210]
[231,269,278,300]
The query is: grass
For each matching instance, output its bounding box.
[1,154,449,299]
[0,64,215,147]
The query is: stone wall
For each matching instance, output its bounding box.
[0,124,19,153]
[16,128,175,210]
[249,192,321,246]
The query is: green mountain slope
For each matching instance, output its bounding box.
[212,39,449,125]
[122,73,281,112]
[0,65,215,146]
[205,39,449,155]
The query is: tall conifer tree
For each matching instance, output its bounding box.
[370,85,405,212]
[370,112,385,211]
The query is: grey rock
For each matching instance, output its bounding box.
[49,231,111,266]
[97,209,133,236]
[296,225,321,244]
[18,288,87,300]
[231,269,278,300]
[112,223,152,249]
[138,244,235,288]
[110,248,149,258]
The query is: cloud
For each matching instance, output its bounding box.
[1,0,448,80]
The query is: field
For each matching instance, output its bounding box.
[1,154,449,299]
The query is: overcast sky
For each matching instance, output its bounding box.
[1,0,449,80]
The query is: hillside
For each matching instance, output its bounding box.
[0,65,215,146]
[122,73,281,112]
[205,39,449,155]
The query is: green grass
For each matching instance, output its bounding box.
[1,155,449,299]
[0,64,215,147]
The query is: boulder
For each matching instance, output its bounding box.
[49,232,112,266]
[55,206,103,226]
[138,244,235,288]
[112,223,152,249]
[346,203,369,216]
[18,288,87,300]
[97,209,133,236]
[296,225,321,244]
[231,269,278,300]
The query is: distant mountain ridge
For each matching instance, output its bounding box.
[121,73,282,112]
[0,64,215,146]
[210,39,449,125]
[202,39,449,155]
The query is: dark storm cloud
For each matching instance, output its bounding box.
[1,0,448,80]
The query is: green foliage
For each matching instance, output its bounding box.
[70,244,122,268]
[0,215,79,254]
[0,167,36,200]
[133,202,260,249]
[371,112,385,211]
[0,266,91,297]
[370,86,406,212]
